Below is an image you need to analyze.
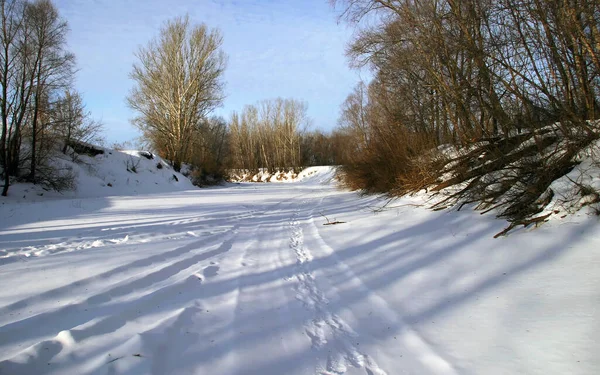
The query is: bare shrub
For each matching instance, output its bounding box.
[431,124,599,235]
[125,156,141,173]
[34,159,77,192]
[331,0,600,233]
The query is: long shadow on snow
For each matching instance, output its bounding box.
[0,198,305,358]
[179,215,586,374]
[160,214,588,375]
[0,184,320,259]
[168,197,593,374]
[0,189,312,320]
[0,202,248,260]
[0,233,238,351]
[1,186,591,374]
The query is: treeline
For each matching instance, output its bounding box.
[229,98,305,172]
[128,17,348,184]
[167,108,348,184]
[126,0,599,196]
[0,3,349,195]
[0,0,102,196]
[0,7,343,195]
[228,98,348,172]
[331,0,600,198]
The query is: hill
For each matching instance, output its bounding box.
[3,148,196,202]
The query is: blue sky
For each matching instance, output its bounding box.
[53,0,363,144]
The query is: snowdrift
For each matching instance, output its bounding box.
[4,149,196,201]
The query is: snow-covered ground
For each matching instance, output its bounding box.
[5,149,195,202]
[0,166,598,375]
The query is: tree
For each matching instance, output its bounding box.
[25,0,74,181]
[330,0,600,228]
[331,0,600,194]
[187,115,229,183]
[52,90,103,159]
[1,0,74,196]
[128,15,227,172]
[228,98,308,173]
[0,0,24,196]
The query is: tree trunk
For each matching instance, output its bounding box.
[173,159,182,172]
[29,93,40,182]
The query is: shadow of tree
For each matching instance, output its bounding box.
[0,182,596,374]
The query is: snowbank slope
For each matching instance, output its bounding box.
[4,149,195,201]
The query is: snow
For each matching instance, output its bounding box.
[228,167,328,183]
[542,140,600,216]
[3,149,195,202]
[0,165,599,374]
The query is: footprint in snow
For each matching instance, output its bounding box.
[203,265,220,277]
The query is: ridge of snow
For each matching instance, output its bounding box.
[3,149,196,202]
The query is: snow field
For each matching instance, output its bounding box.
[0,166,598,374]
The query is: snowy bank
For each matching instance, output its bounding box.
[2,149,195,202]
[228,166,338,184]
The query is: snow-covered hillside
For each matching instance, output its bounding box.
[0,166,598,375]
[4,149,195,201]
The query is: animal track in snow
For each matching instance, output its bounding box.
[202,265,220,277]
[288,210,386,375]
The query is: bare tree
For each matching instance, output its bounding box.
[1,0,75,196]
[186,115,229,184]
[228,98,308,173]
[332,0,600,228]
[128,15,227,172]
[51,89,103,159]
[0,0,24,196]
[25,0,74,181]
[300,130,337,166]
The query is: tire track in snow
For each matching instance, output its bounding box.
[202,232,261,375]
[0,212,244,263]
[85,208,263,375]
[140,235,259,375]
[143,201,272,374]
[289,208,387,375]
[215,198,309,374]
